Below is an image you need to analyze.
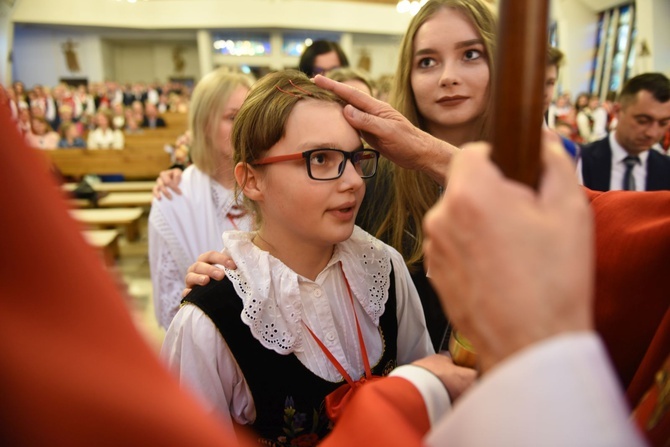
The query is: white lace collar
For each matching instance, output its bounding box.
[221,226,392,355]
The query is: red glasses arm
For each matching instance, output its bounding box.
[253,152,304,166]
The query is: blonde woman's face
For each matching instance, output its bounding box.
[216,85,248,158]
[410,8,490,137]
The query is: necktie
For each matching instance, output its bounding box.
[622,155,640,191]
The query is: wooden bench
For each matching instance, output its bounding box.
[82,229,120,266]
[70,208,144,241]
[63,181,157,193]
[97,192,154,208]
[41,148,172,180]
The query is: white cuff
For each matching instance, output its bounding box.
[390,364,452,426]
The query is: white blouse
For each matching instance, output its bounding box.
[86,128,124,149]
[149,165,253,329]
[161,227,434,430]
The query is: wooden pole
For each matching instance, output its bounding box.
[489,0,550,190]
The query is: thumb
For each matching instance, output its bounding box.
[344,104,377,130]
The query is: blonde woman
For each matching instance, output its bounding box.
[149,69,254,329]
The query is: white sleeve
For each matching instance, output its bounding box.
[390,364,452,427]
[575,157,585,185]
[425,333,646,447]
[113,130,124,149]
[161,304,256,429]
[86,130,98,149]
[389,248,435,363]
[576,112,592,141]
[148,210,186,330]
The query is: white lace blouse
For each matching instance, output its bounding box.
[161,226,433,430]
[148,165,253,329]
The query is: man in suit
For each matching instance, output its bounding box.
[578,72,670,191]
[141,102,167,128]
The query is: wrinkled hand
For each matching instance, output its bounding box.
[412,354,477,402]
[423,139,594,373]
[152,168,183,200]
[313,75,457,185]
[181,250,238,297]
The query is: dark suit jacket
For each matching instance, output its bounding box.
[580,135,670,191]
[140,116,167,128]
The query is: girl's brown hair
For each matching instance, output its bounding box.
[232,70,345,225]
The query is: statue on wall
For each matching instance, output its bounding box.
[357,48,371,73]
[62,39,80,72]
[173,46,186,73]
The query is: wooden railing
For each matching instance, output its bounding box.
[40,148,172,180]
[39,112,189,180]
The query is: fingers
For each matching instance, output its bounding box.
[314,75,386,114]
[411,354,477,402]
[195,250,238,270]
[184,271,213,289]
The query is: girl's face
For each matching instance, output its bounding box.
[253,100,365,250]
[97,114,109,129]
[215,85,248,159]
[32,119,46,135]
[313,51,341,75]
[410,8,490,136]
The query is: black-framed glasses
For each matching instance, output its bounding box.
[253,146,379,181]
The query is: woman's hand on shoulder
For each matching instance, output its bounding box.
[182,250,238,297]
[152,168,183,200]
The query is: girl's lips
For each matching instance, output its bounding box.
[437,96,468,106]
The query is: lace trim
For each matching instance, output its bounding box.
[222,227,392,355]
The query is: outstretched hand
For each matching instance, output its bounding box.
[313,75,457,186]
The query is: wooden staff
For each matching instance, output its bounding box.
[489,0,549,189]
[450,0,550,369]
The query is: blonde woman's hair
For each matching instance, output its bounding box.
[189,68,254,177]
[326,67,374,95]
[377,0,497,268]
[232,70,345,226]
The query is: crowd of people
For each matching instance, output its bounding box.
[6,80,190,150]
[3,0,669,445]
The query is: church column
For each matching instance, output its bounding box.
[0,0,15,85]
[196,29,213,79]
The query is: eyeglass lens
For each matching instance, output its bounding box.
[307,149,377,180]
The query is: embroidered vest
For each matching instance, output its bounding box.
[183,267,398,447]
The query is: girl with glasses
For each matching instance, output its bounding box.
[161,70,433,446]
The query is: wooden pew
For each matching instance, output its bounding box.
[97,192,153,208]
[63,181,156,193]
[70,207,144,241]
[41,148,172,180]
[82,229,121,266]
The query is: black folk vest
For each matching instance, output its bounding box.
[183,267,398,446]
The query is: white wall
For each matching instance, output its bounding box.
[554,0,600,97]
[12,26,105,86]
[0,0,15,85]
[636,0,670,76]
[352,33,402,79]
[112,41,199,84]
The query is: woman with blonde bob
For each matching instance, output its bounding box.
[148,68,254,329]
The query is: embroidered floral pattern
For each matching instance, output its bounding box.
[257,397,332,447]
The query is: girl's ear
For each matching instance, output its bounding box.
[234,162,264,201]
